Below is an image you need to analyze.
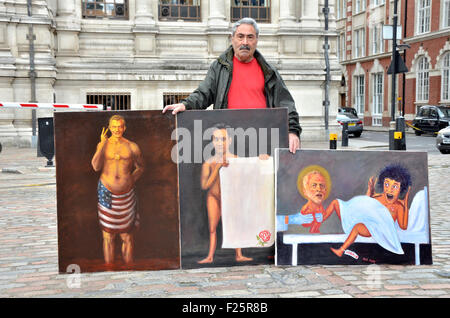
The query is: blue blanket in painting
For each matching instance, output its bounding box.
[338,196,404,254]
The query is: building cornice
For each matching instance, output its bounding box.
[404,29,450,44]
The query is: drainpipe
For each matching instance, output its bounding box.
[402,0,408,116]
[27,0,37,147]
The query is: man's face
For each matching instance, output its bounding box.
[231,24,258,63]
[304,173,327,205]
[383,178,401,204]
[109,119,125,138]
[212,129,231,155]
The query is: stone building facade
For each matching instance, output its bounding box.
[0,0,340,146]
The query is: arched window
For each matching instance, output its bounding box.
[416,57,429,102]
[442,53,450,101]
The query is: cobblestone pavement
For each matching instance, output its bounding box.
[0,145,449,299]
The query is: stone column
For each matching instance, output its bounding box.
[208,0,228,27]
[56,0,80,56]
[133,0,157,56]
[300,0,321,28]
[135,0,156,28]
[207,0,229,57]
[57,0,75,18]
[279,0,297,26]
[0,78,16,146]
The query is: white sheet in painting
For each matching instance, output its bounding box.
[220,157,275,248]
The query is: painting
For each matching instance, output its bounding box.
[275,149,432,266]
[55,110,180,273]
[176,109,289,269]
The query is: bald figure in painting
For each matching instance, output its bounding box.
[91,115,144,266]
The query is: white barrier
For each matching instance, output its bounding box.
[0,102,102,110]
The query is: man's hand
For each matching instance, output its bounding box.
[289,133,300,154]
[162,103,186,115]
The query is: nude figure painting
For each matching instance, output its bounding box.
[176,109,288,269]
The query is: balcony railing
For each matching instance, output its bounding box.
[82,0,128,20]
[159,1,201,22]
[231,0,271,23]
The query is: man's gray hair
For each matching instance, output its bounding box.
[231,17,260,37]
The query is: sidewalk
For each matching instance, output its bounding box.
[0,145,449,299]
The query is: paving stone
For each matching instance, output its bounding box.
[0,147,449,298]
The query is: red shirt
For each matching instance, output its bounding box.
[227,56,267,109]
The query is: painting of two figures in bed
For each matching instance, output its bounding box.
[275,149,432,266]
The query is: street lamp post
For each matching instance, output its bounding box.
[323,0,330,139]
[389,0,399,150]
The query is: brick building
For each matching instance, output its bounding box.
[402,0,450,122]
[337,0,450,128]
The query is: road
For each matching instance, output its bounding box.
[358,130,441,154]
[0,138,449,302]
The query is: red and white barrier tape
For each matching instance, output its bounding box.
[0,102,102,110]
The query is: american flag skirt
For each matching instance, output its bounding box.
[97,180,138,234]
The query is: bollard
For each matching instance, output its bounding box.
[395,116,407,150]
[394,131,402,150]
[342,122,349,147]
[329,133,337,149]
[37,117,55,167]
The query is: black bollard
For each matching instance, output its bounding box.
[342,122,349,147]
[329,133,337,149]
[395,116,407,150]
[394,131,402,150]
[37,117,55,167]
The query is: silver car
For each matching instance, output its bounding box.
[337,107,363,137]
[436,126,450,154]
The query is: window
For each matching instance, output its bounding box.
[354,28,365,58]
[372,24,384,55]
[355,75,365,114]
[339,33,346,62]
[372,0,385,6]
[442,53,450,100]
[417,0,431,34]
[82,0,128,19]
[163,92,191,107]
[337,0,346,19]
[372,73,383,126]
[416,57,429,102]
[355,0,366,14]
[87,93,131,110]
[444,0,450,28]
[231,0,271,23]
[158,0,201,22]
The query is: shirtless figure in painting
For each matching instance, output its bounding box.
[198,124,253,264]
[91,115,144,266]
[323,164,411,257]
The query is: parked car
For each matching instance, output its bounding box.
[436,126,450,154]
[412,105,450,136]
[336,107,363,137]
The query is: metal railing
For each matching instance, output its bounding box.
[231,0,271,23]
